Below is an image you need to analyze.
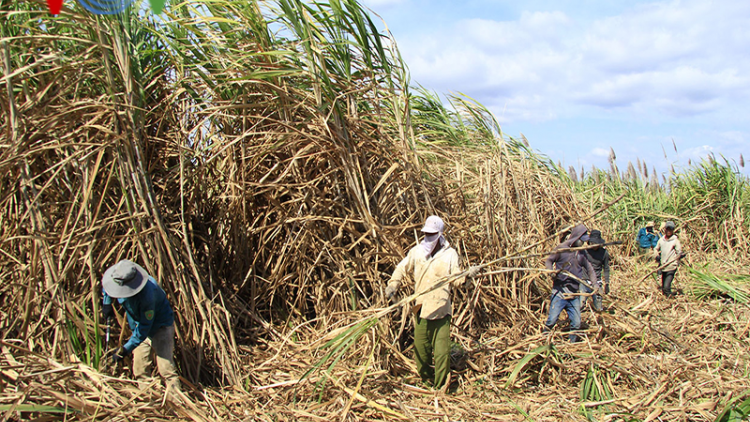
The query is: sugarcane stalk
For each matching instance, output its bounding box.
[637,252,687,285]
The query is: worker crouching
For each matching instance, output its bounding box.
[101,259,180,393]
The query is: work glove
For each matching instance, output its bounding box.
[654,256,661,265]
[112,346,129,364]
[466,266,481,278]
[384,285,396,301]
[102,303,114,320]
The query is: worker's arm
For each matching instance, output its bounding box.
[674,238,683,263]
[544,252,558,271]
[102,286,114,305]
[449,250,466,288]
[386,251,414,294]
[101,288,114,320]
[122,286,156,353]
[583,255,597,286]
[653,238,662,259]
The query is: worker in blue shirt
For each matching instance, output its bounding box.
[102,259,179,392]
[637,221,659,254]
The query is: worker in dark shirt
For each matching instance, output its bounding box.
[544,224,598,342]
[581,230,610,312]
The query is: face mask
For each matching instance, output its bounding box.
[422,233,443,255]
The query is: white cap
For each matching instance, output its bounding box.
[421,215,445,234]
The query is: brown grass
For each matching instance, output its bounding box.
[2,2,750,421]
[4,257,750,421]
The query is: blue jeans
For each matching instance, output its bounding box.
[545,290,581,342]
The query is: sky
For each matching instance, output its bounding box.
[359,0,750,179]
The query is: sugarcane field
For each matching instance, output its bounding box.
[2,1,750,421]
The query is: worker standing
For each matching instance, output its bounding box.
[654,221,683,297]
[101,259,180,392]
[637,221,659,256]
[385,216,476,389]
[582,229,611,312]
[544,224,598,342]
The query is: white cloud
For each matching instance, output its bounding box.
[678,145,716,168]
[459,11,572,52]
[582,2,750,74]
[575,67,747,116]
[590,147,610,158]
[376,0,750,177]
[396,0,750,123]
[400,11,577,122]
[708,131,749,168]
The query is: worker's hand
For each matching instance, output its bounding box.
[548,270,560,282]
[102,303,114,320]
[654,256,661,264]
[112,347,129,364]
[384,285,396,302]
[604,282,610,295]
[466,266,481,278]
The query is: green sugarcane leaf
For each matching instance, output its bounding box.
[504,344,552,389]
[715,391,750,422]
[150,0,166,14]
[0,404,73,414]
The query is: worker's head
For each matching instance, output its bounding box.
[646,221,655,232]
[588,229,605,250]
[421,215,445,254]
[570,224,590,247]
[102,259,149,298]
[557,224,570,243]
[664,221,676,238]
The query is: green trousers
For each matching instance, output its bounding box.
[413,314,451,388]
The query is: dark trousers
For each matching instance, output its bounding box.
[661,270,676,296]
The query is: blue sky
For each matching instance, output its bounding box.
[360,0,750,179]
